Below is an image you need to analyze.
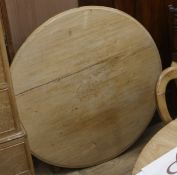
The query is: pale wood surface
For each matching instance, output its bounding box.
[2,0,78,58]
[0,18,35,175]
[132,119,177,175]
[0,18,21,138]
[0,127,35,175]
[11,6,162,168]
[156,66,177,123]
[35,123,163,175]
[171,61,177,67]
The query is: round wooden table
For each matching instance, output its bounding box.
[11,6,161,168]
[132,119,177,175]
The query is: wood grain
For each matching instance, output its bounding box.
[0,17,35,175]
[11,6,162,168]
[0,127,35,175]
[79,0,176,68]
[156,67,177,123]
[35,123,163,175]
[133,66,177,174]
[0,0,78,59]
[132,119,177,175]
[0,18,21,138]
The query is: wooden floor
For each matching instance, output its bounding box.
[34,123,163,175]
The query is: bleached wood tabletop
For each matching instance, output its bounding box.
[133,67,177,174]
[132,119,177,175]
[11,6,161,168]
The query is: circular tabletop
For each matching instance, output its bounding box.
[132,119,177,175]
[11,6,161,168]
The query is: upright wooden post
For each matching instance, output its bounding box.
[0,19,35,175]
[0,16,21,138]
